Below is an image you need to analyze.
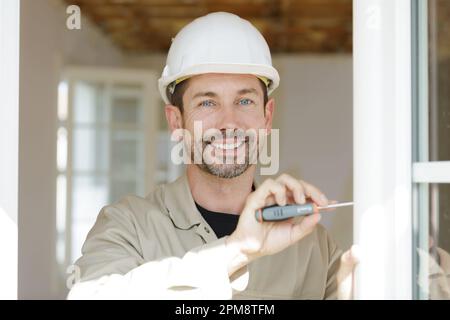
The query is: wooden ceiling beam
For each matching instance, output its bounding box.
[64,0,353,53]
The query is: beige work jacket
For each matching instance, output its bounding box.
[68,174,342,299]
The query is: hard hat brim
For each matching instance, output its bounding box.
[158,63,280,105]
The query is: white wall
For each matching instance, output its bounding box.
[125,54,353,250]
[19,0,123,299]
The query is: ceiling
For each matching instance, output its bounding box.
[66,0,353,54]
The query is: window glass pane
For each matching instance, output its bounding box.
[155,131,184,184]
[413,0,450,300]
[72,221,96,263]
[58,81,68,121]
[111,83,143,124]
[438,185,450,251]
[65,77,151,269]
[111,130,144,174]
[57,127,68,172]
[72,127,109,172]
[71,175,109,261]
[416,184,450,300]
[110,178,139,203]
[56,174,66,266]
[112,83,143,92]
[72,175,108,223]
[429,0,450,161]
[111,96,141,124]
[73,81,108,124]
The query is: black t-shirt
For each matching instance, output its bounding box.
[195,202,240,238]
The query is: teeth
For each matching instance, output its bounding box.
[212,140,244,150]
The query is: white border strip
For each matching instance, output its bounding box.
[0,0,20,300]
[354,0,412,299]
[413,162,450,183]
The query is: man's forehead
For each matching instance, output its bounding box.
[186,73,263,96]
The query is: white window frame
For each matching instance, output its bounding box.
[355,0,450,300]
[413,162,450,183]
[57,66,159,275]
[353,0,413,299]
[0,0,20,300]
[410,0,450,300]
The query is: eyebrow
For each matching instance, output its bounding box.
[237,88,259,96]
[192,88,259,100]
[192,91,218,100]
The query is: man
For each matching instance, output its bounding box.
[68,12,357,300]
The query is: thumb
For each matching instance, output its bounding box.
[337,245,360,300]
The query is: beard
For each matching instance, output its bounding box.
[198,162,250,179]
[197,143,251,179]
[190,130,257,179]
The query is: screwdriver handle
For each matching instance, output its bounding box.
[255,203,318,222]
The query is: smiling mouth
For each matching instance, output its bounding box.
[205,134,249,151]
[211,140,245,150]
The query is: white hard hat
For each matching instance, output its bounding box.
[158,12,280,104]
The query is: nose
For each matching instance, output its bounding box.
[216,104,241,131]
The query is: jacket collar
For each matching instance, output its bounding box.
[163,173,202,229]
[163,172,258,230]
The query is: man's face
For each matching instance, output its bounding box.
[171,73,274,178]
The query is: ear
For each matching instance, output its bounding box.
[264,98,275,135]
[165,104,183,133]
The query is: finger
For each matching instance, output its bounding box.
[339,245,360,274]
[247,179,286,211]
[289,213,321,243]
[263,195,277,207]
[299,180,328,206]
[349,245,361,264]
[276,174,306,204]
[337,245,360,300]
[285,194,297,205]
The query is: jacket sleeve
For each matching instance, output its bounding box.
[67,203,249,300]
[418,247,450,300]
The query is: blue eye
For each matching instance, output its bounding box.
[239,98,254,106]
[199,100,215,107]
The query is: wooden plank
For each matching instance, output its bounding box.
[63,0,353,53]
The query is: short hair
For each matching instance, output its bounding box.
[167,77,269,113]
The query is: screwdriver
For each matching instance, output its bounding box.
[255,202,354,222]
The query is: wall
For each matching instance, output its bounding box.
[273,55,353,250]
[125,54,354,250]
[19,0,123,299]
